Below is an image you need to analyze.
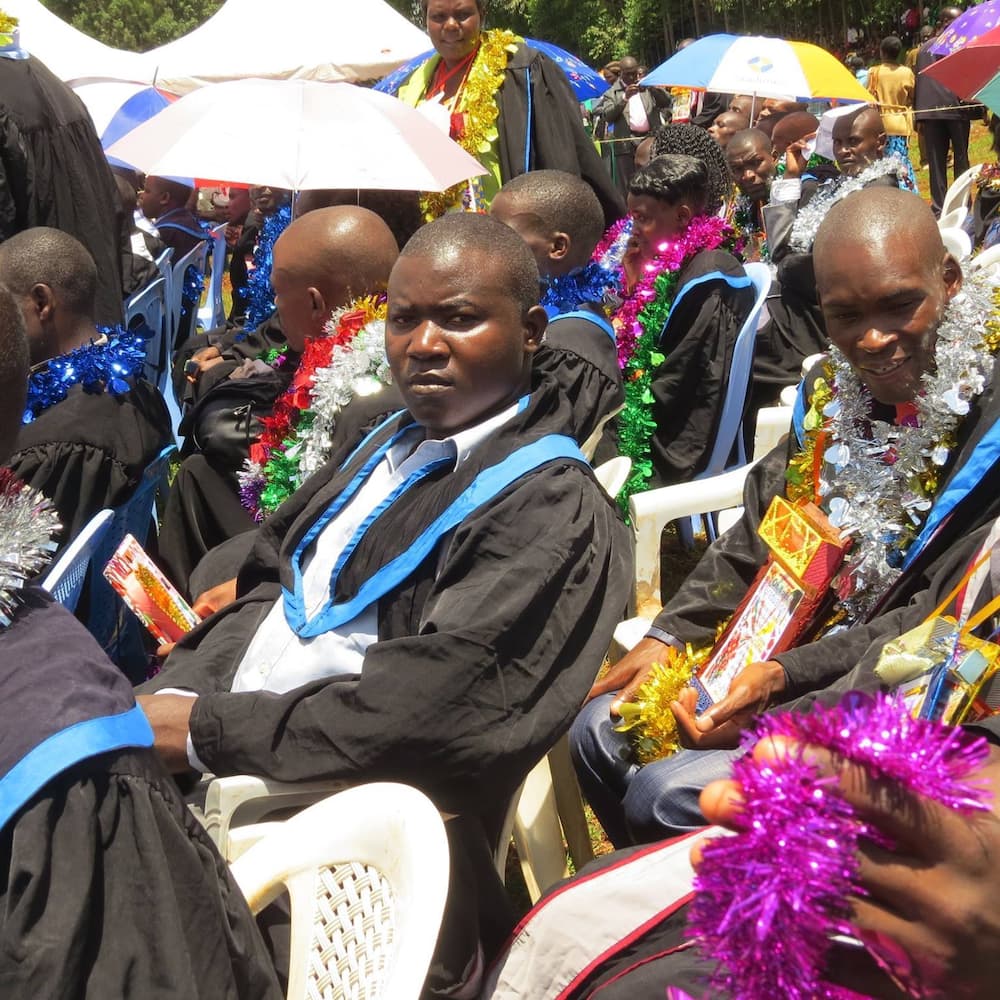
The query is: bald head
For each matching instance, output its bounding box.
[832,106,886,175]
[270,206,399,351]
[0,283,29,463]
[814,188,962,405]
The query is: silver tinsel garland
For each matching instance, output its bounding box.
[789,155,907,252]
[0,472,61,626]
[819,270,999,621]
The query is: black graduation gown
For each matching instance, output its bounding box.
[497,45,625,228]
[141,374,633,993]
[0,55,125,326]
[7,378,173,547]
[0,590,281,999]
[650,352,1000,700]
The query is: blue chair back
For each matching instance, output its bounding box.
[41,509,115,613]
[87,444,177,680]
[169,240,210,343]
[198,222,228,333]
[698,261,772,478]
[125,274,168,387]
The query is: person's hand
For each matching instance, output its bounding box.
[586,636,671,715]
[154,577,238,658]
[782,134,816,179]
[671,659,786,749]
[136,694,198,773]
[624,83,642,99]
[698,735,1000,999]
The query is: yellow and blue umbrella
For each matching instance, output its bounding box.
[642,34,871,102]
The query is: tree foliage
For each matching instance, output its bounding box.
[40,0,223,52]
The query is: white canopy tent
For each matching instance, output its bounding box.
[146,0,430,94]
[5,0,153,84]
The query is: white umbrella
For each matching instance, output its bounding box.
[106,78,486,192]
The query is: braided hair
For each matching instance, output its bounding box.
[649,123,731,215]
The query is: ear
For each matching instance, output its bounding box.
[307,286,326,318]
[677,202,694,229]
[29,283,55,323]
[942,252,963,300]
[877,131,887,156]
[523,304,547,353]
[549,231,571,263]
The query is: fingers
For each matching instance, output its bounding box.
[612,664,656,711]
[156,641,176,658]
[698,778,744,829]
[586,636,668,706]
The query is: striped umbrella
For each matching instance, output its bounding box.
[642,34,871,102]
[922,22,1000,113]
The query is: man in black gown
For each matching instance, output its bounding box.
[139,213,632,998]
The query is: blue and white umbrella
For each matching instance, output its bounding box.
[375,38,609,101]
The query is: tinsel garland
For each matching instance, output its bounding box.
[789,155,908,253]
[687,691,991,1000]
[241,204,292,332]
[239,296,390,521]
[539,261,618,316]
[182,263,206,306]
[786,274,1000,621]
[0,10,17,34]
[974,162,1000,198]
[419,29,519,220]
[0,469,60,627]
[590,215,633,284]
[23,326,147,423]
[611,215,744,505]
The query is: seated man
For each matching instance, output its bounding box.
[610,154,754,495]
[157,206,401,591]
[572,188,1000,846]
[0,282,280,999]
[0,228,172,545]
[707,110,750,152]
[490,169,624,452]
[725,127,776,257]
[138,213,632,998]
[139,175,206,261]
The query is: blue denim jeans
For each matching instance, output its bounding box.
[569,693,743,847]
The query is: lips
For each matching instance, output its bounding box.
[858,356,910,380]
[406,373,453,393]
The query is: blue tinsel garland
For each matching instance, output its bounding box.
[539,262,618,317]
[23,325,148,424]
[241,204,293,333]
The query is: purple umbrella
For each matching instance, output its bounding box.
[931,0,1000,56]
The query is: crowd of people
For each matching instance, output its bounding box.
[2,1,1000,998]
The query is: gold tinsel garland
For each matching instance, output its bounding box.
[419,29,519,221]
[0,9,18,37]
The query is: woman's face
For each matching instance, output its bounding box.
[426,0,482,65]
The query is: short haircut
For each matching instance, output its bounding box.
[650,124,730,214]
[148,175,194,208]
[629,154,710,216]
[0,227,97,318]
[295,188,423,250]
[727,128,771,156]
[881,35,903,61]
[0,282,29,461]
[398,213,540,313]
[496,170,605,256]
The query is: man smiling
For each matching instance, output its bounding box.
[572,188,1000,847]
[139,213,631,997]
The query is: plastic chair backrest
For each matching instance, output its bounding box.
[169,240,210,343]
[697,261,772,478]
[938,205,968,231]
[125,276,168,387]
[941,164,981,219]
[940,226,972,261]
[154,247,174,327]
[230,783,450,1000]
[198,222,228,333]
[592,456,632,500]
[87,444,176,678]
[970,243,1000,275]
[41,509,114,613]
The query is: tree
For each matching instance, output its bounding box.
[40,0,223,51]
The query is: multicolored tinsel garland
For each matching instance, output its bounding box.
[539,261,618,316]
[687,691,991,1000]
[418,29,519,221]
[610,215,744,505]
[23,325,148,423]
[241,204,292,332]
[0,469,60,627]
[975,162,1000,198]
[786,275,1000,621]
[239,296,390,521]
[728,194,768,263]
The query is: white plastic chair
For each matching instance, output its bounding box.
[939,226,972,261]
[41,509,114,613]
[941,163,982,219]
[592,456,631,499]
[197,222,228,332]
[229,783,449,1000]
[125,275,168,388]
[938,205,969,232]
[969,243,1000,276]
[752,404,793,461]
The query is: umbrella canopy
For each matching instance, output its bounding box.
[923,22,1000,106]
[375,38,609,101]
[930,0,1000,56]
[642,34,871,102]
[105,78,487,192]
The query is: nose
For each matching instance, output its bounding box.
[857,325,896,354]
[407,320,448,358]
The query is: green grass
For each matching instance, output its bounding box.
[909,120,994,202]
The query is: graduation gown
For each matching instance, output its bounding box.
[0,56,125,326]
[0,590,281,999]
[142,374,633,992]
[7,378,173,547]
[650,352,1000,701]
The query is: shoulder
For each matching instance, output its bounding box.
[678,248,748,287]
